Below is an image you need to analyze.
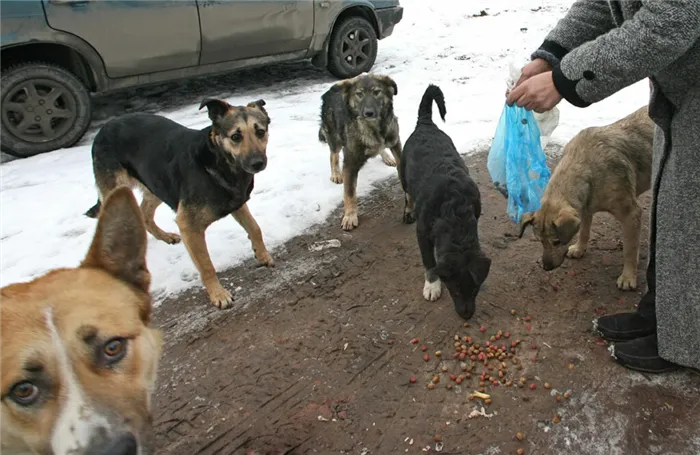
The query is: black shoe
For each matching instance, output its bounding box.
[611,334,678,373]
[594,312,656,342]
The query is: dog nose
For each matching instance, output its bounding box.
[363,109,376,118]
[97,433,138,455]
[249,157,266,172]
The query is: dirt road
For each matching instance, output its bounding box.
[152,151,700,455]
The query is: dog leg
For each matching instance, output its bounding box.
[566,212,592,259]
[141,190,181,244]
[330,148,343,184]
[417,228,441,301]
[341,166,359,231]
[232,203,274,267]
[615,203,642,291]
[403,193,416,224]
[391,141,415,223]
[380,149,397,167]
[176,207,232,309]
[423,270,442,301]
[389,140,402,168]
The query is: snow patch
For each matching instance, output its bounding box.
[0,0,649,304]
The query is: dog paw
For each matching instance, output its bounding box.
[330,173,344,184]
[256,250,275,267]
[566,244,586,259]
[381,155,397,167]
[208,284,234,309]
[423,279,442,301]
[341,213,359,231]
[617,273,637,291]
[160,232,182,245]
[403,211,416,224]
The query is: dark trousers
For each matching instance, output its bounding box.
[638,230,656,323]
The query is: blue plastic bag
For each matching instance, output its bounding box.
[487,103,551,224]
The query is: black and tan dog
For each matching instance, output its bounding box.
[400,85,491,320]
[2,188,162,455]
[519,106,654,291]
[85,98,274,309]
[319,73,402,230]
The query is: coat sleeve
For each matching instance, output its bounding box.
[553,0,700,108]
[531,0,616,67]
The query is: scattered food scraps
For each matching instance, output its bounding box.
[469,391,491,401]
[467,406,494,419]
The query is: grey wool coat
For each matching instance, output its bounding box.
[531,0,700,370]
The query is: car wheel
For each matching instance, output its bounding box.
[1,62,92,158]
[327,16,378,79]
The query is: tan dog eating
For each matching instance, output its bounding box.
[1,187,162,455]
[519,106,654,290]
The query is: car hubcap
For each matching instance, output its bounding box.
[342,29,371,68]
[2,79,77,144]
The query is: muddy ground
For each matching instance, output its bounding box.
[151,150,700,455]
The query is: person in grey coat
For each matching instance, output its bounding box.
[506,0,700,373]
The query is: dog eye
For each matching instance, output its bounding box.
[373,90,382,96]
[102,337,127,365]
[355,91,364,98]
[255,129,266,139]
[9,381,39,406]
[230,132,243,143]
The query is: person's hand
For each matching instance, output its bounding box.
[506,58,552,96]
[506,71,562,113]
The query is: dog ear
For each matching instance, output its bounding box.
[247,99,270,123]
[199,97,231,122]
[468,254,491,286]
[333,77,359,102]
[81,187,150,294]
[553,208,581,244]
[518,212,536,238]
[377,75,398,96]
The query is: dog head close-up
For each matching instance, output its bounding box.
[432,210,492,320]
[199,97,271,174]
[1,188,162,455]
[337,74,397,120]
[519,204,581,271]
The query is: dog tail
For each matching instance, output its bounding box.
[418,84,446,125]
[85,200,101,218]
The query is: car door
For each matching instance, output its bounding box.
[42,0,201,78]
[197,0,314,66]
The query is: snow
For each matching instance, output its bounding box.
[0,0,649,303]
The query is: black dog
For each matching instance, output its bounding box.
[85,98,274,309]
[400,85,491,320]
[319,74,402,231]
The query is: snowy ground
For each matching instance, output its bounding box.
[0,0,648,303]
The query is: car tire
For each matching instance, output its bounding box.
[327,16,378,79]
[1,62,92,158]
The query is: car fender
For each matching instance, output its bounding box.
[1,2,108,91]
[315,1,381,49]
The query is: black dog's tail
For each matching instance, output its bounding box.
[418,84,446,125]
